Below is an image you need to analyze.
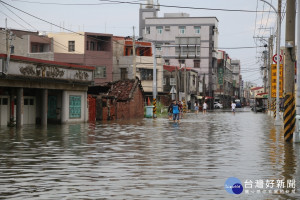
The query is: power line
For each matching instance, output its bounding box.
[9,0,278,13]
[10,0,141,5]
[98,0,278,13]
[0,1,265,51]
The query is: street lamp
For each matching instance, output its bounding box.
[260,0,281,125]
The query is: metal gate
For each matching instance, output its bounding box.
[88,95,96,122]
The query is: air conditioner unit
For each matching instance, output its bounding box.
[165,26,170,31]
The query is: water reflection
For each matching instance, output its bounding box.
[0,112,299,199]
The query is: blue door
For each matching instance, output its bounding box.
[69,96,81,118]
[48,96,57,119]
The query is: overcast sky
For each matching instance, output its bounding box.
[0,0,288,85]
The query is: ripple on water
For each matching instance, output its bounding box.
[0,111,299,199]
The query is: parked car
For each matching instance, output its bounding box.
[235,99,242,108]
[214,102,223,109]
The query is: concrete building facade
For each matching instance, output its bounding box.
[0,54,94,126]
[1,29,113,86]
[139,4,219,105]
[112,37,163,96]
[215,50,234,108]
[231,60,241,99]
[48,32,113,85]
[0,28,54,61]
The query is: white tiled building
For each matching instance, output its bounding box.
[139,2,219,103]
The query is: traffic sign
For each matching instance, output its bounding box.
[273,54,283,64]
[271,64,283,98]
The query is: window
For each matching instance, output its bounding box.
[165,59,170,65]
[24,99,29,105]
[194,60,200,68]
[31,43,44,53]
[193,75,196,85]
[170,78,176,86]
[90,42,95,51]
[146,27,150,34]
[163,78,166,85]
[165,26,170,31]
[2,98,8,105]
[194,26,201,34]
[179,26,186,34]
[97,42,101,51]
[68,41,75,52]
[120,68,128,80]
[156,46,162,51]
[156,26,163,34]
[69,96,81,118]
[94,66,106,78]
[140,68,153,80]
[139,48,145,56]
[31,44,38,53]
[86,41,89,50]
[179,59,185,65]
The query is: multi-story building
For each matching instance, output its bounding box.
[1,29,113,86]
[0,53,94,126]
[216,50,233,108]
[139,3,219,105]
[112,37,163,98]
[231,60,241,99]
[0,28,54,60]
[163,65,199,105]
[48,32,113,85]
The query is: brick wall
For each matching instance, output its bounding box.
[102,99,117,121]
[116,88,144,119]
[160,95,172,106]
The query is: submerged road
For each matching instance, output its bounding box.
[0,109,299,199]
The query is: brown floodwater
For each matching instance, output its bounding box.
[0,109,299,199]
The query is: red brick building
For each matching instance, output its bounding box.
[89,79,144,120]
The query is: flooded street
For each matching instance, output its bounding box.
[0,110,300,199]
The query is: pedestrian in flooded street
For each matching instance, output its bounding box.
[194,103,199,114]
[168,101,173,120]
[231,101,236,114]
[203,101,208,114]
[171,100,180,123]
[178,101,183,119]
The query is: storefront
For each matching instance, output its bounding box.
[0,54,94,127]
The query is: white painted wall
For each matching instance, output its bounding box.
[61,91,88,124]
[0,96,10,126]
[23,96,36,125]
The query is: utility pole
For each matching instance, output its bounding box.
[283,0,296,141]
[184,54,187,103]
[295,0,300,142]
[268,35,274,114]
[176,45,181,101]
[203,74,206,101]
[152,42,157,118]
[5,18,9,74]
[132,26,137,79]
[260,0,281,124]
[263,50,268,93]
[6,18,9,59]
